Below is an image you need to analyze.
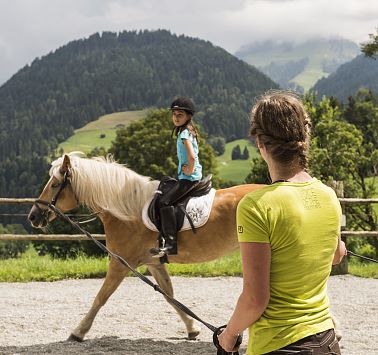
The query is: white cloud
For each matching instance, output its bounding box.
[0,0,376,85]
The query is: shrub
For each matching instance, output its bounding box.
[0,224,29,259]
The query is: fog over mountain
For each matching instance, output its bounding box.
[235,38,361,92]
[0,0,376,85]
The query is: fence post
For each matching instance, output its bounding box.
[329,180,348,275]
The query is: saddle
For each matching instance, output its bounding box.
[147,175,213,233]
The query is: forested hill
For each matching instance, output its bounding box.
[0,29,277,198]
[312,54,378,101]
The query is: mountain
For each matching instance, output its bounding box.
[312,54,378,101]
[0,29,277,199]
[235,38,360,92]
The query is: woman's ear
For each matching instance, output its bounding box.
[256,136,264,149]
[256,137,268,162]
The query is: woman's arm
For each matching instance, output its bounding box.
[218,242,271,352]
[181,138,196,175]
[332,236,347,265]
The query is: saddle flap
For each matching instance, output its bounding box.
[190,174,212,198]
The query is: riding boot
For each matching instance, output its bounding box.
[159,205,178,255]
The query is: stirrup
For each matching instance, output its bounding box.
[149,247,166,258]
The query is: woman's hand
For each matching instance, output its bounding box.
[218,327,240,353]
[332,238,347,265]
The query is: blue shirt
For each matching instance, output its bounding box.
[177,129,202,181]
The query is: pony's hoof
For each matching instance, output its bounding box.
[188,330,200,340]
[67,334,84,342]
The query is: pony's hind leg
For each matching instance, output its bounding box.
[147,263,201,340]
[68,257,129,341]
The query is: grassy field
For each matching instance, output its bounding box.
[0,246,376,282]
[59,110,148,153]
[217,139,258,183]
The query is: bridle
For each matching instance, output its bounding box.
[33,169,72,224]
[51,170,71,206]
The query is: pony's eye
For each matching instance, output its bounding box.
[51,182,61,188]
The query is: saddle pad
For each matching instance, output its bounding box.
[142,188,216,232]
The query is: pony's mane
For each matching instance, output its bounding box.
[50,153,159,220]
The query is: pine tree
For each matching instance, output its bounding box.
[231,145,241,160]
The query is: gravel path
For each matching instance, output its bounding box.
[0,275,377,355]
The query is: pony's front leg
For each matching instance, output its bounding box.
[68,257,129,341]
[147,263,201,340]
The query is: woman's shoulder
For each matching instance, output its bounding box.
[238,187,271,210]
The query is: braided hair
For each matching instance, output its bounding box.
[250,90,311,170]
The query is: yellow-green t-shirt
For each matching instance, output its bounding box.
[237,178,341,355]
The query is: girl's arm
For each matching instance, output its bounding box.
[181,138,196,175]
[218,242,271,352]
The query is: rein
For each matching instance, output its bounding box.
[347,250,378,263]
[34,198,242,355]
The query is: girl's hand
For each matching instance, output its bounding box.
[181,164,193,176]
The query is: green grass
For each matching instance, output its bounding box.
[0,246,109,282]
[59,129,117,153]
[1,247,377,282]
[0,247,242,282]
[59,110,148,153]
[293,67,328,92]
[217,139,258,183]
[166,251,242,277]
[348,260,378,278]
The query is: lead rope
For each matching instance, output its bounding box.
[34,199,242,354]
[347,250,378,263]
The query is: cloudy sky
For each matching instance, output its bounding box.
[0,0,376,85]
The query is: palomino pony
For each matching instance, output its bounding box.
[28,152,264,342]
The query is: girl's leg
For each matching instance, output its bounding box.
[157,180,198,255]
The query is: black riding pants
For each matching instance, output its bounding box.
[160,179,198,206]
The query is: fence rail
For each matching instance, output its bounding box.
[0,197,377,241]
[0,198,36,205]
[0,234,106,241]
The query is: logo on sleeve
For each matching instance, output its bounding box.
[238,226,244,233]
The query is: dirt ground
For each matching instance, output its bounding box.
[0,275,377,355]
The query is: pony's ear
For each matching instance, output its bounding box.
[60,154,71,174]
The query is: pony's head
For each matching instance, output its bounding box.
[28,151,158,228]
[28,152,83,228]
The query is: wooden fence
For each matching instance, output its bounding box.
[0,197,377,274]
[1,197,377,240]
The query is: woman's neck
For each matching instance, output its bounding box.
[267,160,312,183]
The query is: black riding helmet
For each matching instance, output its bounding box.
[170,97,195,116]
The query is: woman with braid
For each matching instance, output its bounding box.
[218,91,346,354]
